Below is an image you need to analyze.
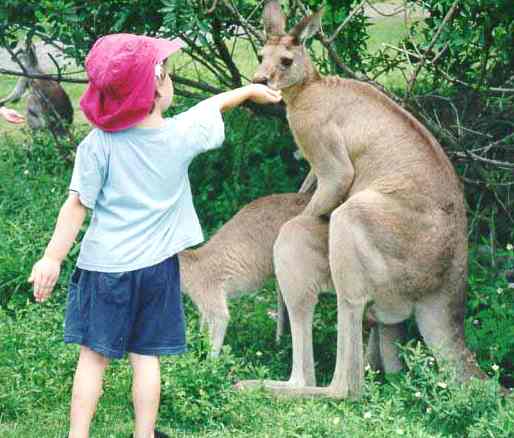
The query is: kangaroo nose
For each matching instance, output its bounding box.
[252,76,268,85]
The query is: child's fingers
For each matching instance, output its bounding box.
[267,89,282,102]
[33,272,45,300]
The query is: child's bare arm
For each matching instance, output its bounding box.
[204,84,282,112]
[29,192,87,302]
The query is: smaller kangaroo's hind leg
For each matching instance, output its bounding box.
[365,321,406,374]
[201,297,229,358]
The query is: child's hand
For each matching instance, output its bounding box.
[248,84,282,105]
[0,107,25,124]
[28,256,62,303]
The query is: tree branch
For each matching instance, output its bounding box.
[405,0,459,97]
[0,68,88,84]
[327,0,367,44]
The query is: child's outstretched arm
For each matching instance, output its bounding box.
[28,192,87,303]
[205,84,282,112]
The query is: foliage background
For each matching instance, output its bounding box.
[0,0,513,436]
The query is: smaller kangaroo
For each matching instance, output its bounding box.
[179,193,310,356]
[0,42,73,137]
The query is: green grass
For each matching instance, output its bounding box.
[0,126,512,436]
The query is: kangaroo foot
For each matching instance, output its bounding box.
[234,379,298,391]
[235,380,350,399]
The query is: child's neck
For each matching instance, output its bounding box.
[136,110,165,128]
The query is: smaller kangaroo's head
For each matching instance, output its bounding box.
[253,1,323,90]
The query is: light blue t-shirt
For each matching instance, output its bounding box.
[69,101,225,272]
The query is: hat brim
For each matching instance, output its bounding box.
[152,37,184,63]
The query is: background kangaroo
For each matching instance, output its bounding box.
[237,1,486,399]
[0,41,73,137]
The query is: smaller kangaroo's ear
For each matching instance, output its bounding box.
[263,0,287,37]
[289,7,324,44]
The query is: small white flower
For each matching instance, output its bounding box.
[396,428,404,435]
[23,169,29,175]
[506,243,513,251]
[267,310,278,320]
[497,288,503,294]
[492,364,500,372]
[364,411,372,419]
[427,407,432,413]
[256,351,262,357]
[333,417,341,425]
[473,319,480,326]
[365,364,371,372]
[437,382,448,389]
[415,391,422,398]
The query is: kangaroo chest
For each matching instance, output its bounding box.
[286,109,322,163]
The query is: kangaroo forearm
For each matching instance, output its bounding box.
[44,198,87,262]
[303,173,353,217]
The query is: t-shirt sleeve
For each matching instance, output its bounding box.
[173,100,225,161]
[69,130,108,209]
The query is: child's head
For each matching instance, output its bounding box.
[80,33,183,132]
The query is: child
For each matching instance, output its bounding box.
[28,33,282,438]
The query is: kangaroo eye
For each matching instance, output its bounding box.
[281,57,293,67]
[257,54,263,63]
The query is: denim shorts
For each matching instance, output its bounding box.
[64,255,187,359]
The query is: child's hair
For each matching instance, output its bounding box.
[150,58,169,114]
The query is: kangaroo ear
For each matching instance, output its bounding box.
[263,0,286,37]
[289,7,324,44]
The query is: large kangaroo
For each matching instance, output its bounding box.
[0,42,73,137]
[237,1,486,399]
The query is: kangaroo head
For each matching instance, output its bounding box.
[253,1,323,90]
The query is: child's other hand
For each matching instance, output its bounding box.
[28,256,61,303]
[248,84,282,105]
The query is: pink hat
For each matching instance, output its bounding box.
[80,33,184,132]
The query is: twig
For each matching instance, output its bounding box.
[225,0,265,43]
[451,150,514,169]
[47,52,64,81]
[386,42,514,93]
[364,0,406,17]
[206,0,220,14]
[0,68,88,84]
[327,0,367,44]
[212,17,243,87]
[171,75,224,95]
[405,0,460,97]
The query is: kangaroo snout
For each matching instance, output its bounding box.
[252,75,269,86]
